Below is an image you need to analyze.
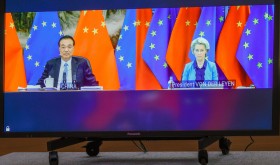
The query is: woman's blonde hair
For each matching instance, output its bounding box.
[191,37,210,52]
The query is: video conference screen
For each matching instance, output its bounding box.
[2,0,277,135]
[4,6,274,91]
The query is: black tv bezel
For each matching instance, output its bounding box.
[0,0,279,138]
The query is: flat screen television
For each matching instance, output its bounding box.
[1,0,279,140]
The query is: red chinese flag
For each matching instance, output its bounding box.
[135,9,162,90]
[165,7,201,81]
[73,10,120,90]
[4,13,27,92]
[216,6,252,87]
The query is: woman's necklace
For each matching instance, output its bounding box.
[197,61,204,68]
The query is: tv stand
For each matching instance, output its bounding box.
[47,136,231,165]
[198,136,231,164]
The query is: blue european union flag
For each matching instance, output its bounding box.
[24,12,63,85]
[236,5,274,88]
[115,9,137,90]
[142,8,178,88]
[215,6,226,45]
[189,7,221,62]
[215,6,228,81]
[189,7,228,82]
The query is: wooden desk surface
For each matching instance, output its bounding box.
[1,136,280,156]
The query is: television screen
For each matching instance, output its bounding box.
[1,0,279,138]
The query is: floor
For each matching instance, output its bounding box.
[1,151,280,165]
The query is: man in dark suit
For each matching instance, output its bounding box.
[37,35,98,88]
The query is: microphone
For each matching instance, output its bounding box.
[63,72,66,82]
[60,72,67,90]
[72,75,77,90]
